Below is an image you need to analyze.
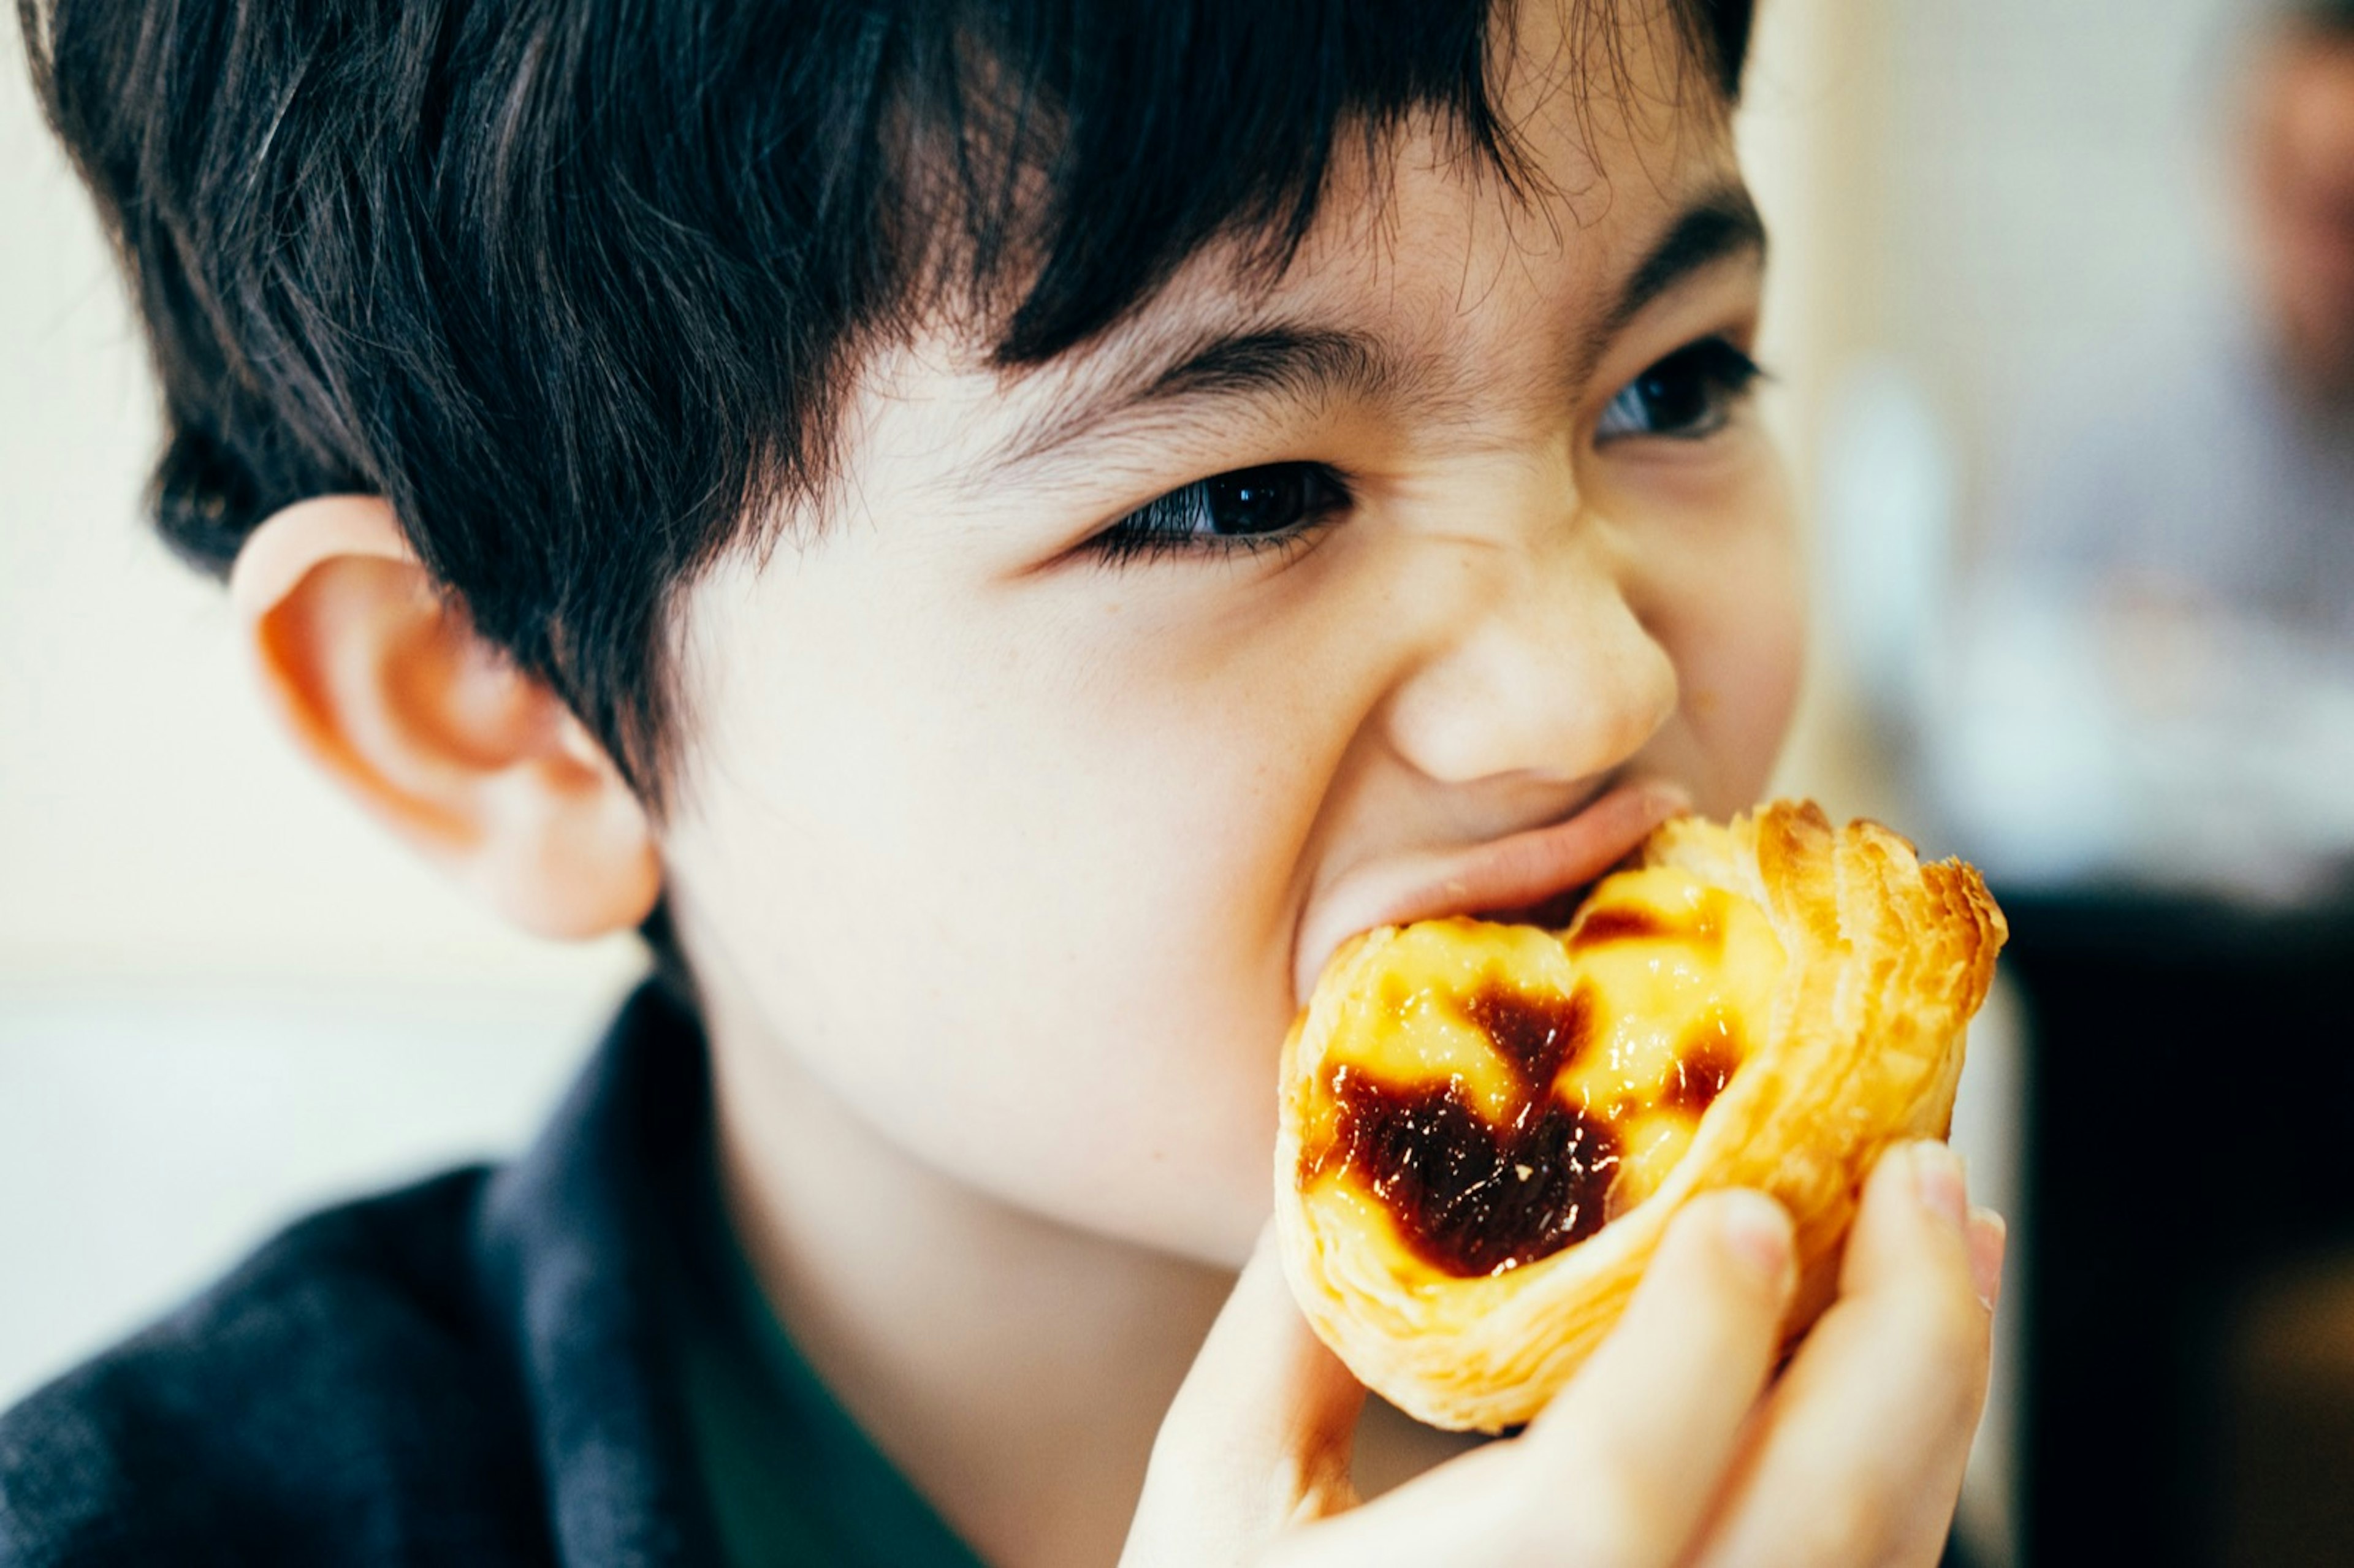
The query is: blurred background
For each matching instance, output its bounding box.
[6,1,2351,1564]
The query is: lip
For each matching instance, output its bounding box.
[1290,777,1693,1003]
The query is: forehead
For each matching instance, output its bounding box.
[1149,0,1726,324]
[874,5,1741,462]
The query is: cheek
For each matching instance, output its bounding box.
[661,554,1362,1263]
[1627,447,1806,811]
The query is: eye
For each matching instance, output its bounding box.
[1593,337,1764,444]
[1091,462,1350,564]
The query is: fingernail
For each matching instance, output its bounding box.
[1967,1208,2008,1311]
[1715,1189,1794,1286]
[1911,1141,1968,1233]
[1639,779,1696,818]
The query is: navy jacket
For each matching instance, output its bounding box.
[0,983,734,1567]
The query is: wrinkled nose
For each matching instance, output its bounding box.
[1382,520,1678,788]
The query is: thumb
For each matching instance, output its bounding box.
[1121,1224,1369,1568]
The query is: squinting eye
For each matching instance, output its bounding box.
[1091,462,1350,564]
[1594,337,1764,444]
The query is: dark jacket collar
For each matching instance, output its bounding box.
[473,980,725,1567]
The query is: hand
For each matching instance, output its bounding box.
[1122,1141,2005,1567]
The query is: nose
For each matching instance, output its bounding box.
[1382,516,1678,788]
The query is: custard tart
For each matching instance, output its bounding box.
[1274,800,2005,1433]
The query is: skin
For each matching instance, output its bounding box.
[2247,29,2354,402]
[227,3,2005,1564]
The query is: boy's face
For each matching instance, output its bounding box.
[661,7,1801,1265]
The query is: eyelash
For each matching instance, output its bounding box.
[1089,462,1352,566]
[1085,335,1765,565]
[1592,335,1766,444]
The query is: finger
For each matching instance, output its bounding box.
[1966,1206,2008,1311]
[1512,1189,1797,1562]
[1693,1141,2000,1568]
[1121,1224,1368,1568]
[1270,1192,1794,1568]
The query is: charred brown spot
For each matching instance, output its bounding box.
[1566,906,1670,948]
[1663,1031,1740,1113]
[1458,983,1593,1091]
[1311,1066,1621,1278]
[1300,982,1618,1278]
[1569,894,1727,956]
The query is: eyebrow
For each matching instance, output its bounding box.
[980,181,1767,482]
[1607,183,1769,337]
[978,324,1406,484]
[1564,179,1767,390]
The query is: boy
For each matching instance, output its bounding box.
[2,0,2004,1562]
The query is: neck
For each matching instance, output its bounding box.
[702,978,1233,1568]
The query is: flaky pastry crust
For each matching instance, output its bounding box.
[1273,800,2006,1433]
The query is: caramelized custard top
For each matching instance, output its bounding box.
[1300,866,1787,1281]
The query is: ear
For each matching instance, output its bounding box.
[229,494,662,939]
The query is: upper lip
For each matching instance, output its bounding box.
[1290,777,1692,1003]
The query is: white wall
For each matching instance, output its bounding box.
[1875,0,2249,534]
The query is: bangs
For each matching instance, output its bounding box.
[897,0,1753,365]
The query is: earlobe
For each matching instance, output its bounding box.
[230,494,662,940]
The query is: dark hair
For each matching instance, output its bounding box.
[2287,0,2354,33]
[20,0,1753,805]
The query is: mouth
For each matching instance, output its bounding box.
[1474,881,1613,931]
[1290,777,1692,1004]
